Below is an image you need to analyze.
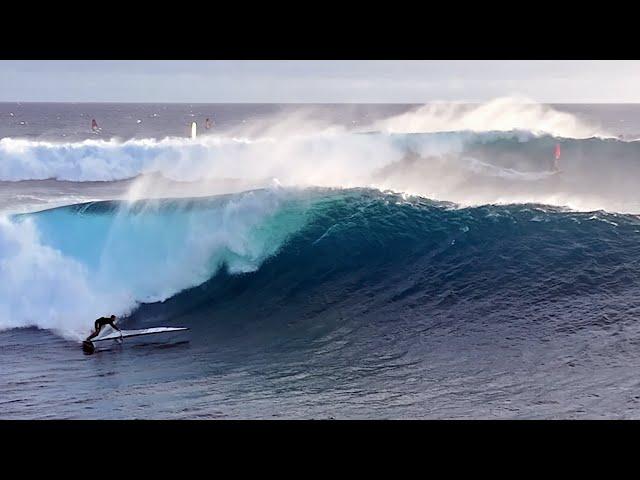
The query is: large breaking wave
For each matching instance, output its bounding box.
[5,187,640,343]
[3,98,640,341]
[0,188,310,338]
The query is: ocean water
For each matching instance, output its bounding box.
[3,99,640,419]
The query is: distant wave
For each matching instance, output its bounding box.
[0,97,610,183]
[2,98,640,220]
[2,127,640,212]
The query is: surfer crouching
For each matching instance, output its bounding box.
[85,315,120,341]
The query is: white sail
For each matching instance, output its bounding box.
[92,327,189,342]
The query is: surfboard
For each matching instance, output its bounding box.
[91,326,189,343]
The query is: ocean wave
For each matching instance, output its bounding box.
[3,188,640,341]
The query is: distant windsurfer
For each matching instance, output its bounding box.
[553,143,561,172]
[91,118,100,132]
[85,315,120,342]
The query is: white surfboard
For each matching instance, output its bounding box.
[92,326,189,343]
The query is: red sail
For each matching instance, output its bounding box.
[554,143,561,160]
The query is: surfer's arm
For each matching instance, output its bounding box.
[110,321,120,331]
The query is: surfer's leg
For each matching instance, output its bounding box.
[86,324,101,341]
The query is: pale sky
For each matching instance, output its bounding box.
[1,60,639,103]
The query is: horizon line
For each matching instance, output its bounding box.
[2,101,640,105]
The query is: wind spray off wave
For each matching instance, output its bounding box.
[1,133,638,213]
[0,97,608,180]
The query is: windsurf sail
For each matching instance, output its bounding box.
[554,143,561,160]
[191,121,197,139]
[92,326,189,342]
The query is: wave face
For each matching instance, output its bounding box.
[129,189,640,331]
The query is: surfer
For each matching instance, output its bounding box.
[91,118,99,132]
[205,117,213,129]
[85,315,120,341]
